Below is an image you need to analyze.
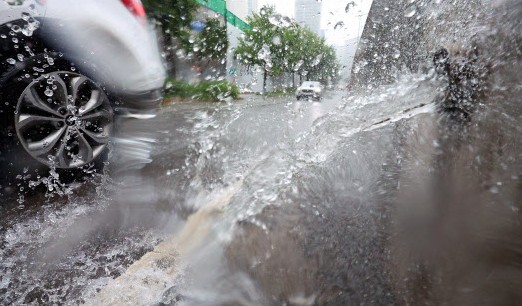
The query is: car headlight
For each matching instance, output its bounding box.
[314,88,321,93]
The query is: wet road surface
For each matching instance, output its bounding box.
[1,76,442,304]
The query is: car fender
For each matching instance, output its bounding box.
[41,0,165,94]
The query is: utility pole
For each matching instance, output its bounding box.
[224,0,228,78]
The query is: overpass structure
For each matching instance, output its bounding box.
[195,0,251,31]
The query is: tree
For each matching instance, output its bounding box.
[141,0,199,75]
[234,6,284,93]
[189,18,228,75]
[315,45,341,85]
[290,27,340,85]
[142,0,199,37]
[235,5,340,92]
[280,23,304,87]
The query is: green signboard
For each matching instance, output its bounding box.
[195,0,251,31]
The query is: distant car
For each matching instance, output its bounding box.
[0,0,166,183]
[296,81,323,101]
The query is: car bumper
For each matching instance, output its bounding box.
[297,92,321,98]
[115,88,164,117]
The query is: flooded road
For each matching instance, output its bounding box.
[0,73,441,304]
[2,0,521,304]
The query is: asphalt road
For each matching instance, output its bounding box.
[0,79,441,304]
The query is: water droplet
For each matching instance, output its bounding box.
[257,44,272,67]
[345,1,356,13]
[404,6,417,18]
[312,54,323,66]
[268,15,279,26]
[272,35,281,45]
[44,88,53,97]
[21,12,31,21]
[6,58,16,65]
[268,14,292,27]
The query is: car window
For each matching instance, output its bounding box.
[302,81,319,87]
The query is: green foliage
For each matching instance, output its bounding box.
[165,79,239,102]
[265,87,297,97]
[142,0,199,38]
[190,18,228,63]
[234,6,282,74]
[142,0,199,77]
[143,2,229,77]
[234,5,340,87]
[165,79,196,98]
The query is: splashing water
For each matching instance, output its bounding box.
[2,0,521,304]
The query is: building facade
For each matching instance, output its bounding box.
[227,0,265,93]
[248,0,258,15]
[295,0,322,36]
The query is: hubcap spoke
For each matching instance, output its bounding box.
[17,114,63,131]
[82,128,110,144]
[71,75,89,102]
[53,73,70,99]
[25,87,62,116]
[27,126,67,156]
[78,90,103,115]
[55,132,70,168]
[77,133,94,165]
[81,109,112,121]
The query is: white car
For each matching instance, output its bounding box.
[0,0,166,183]
[296,81,323,101]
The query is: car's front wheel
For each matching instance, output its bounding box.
[14,71,113,169]
[0,55,114,188]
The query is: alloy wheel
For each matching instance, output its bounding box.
[14,71,113,169]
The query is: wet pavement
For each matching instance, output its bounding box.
[0,74,442,304]
[2,0,521,304]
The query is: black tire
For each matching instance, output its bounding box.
[0,53,113,190]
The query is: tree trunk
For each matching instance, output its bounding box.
[263,69,267,94]
[292,72,295,87]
